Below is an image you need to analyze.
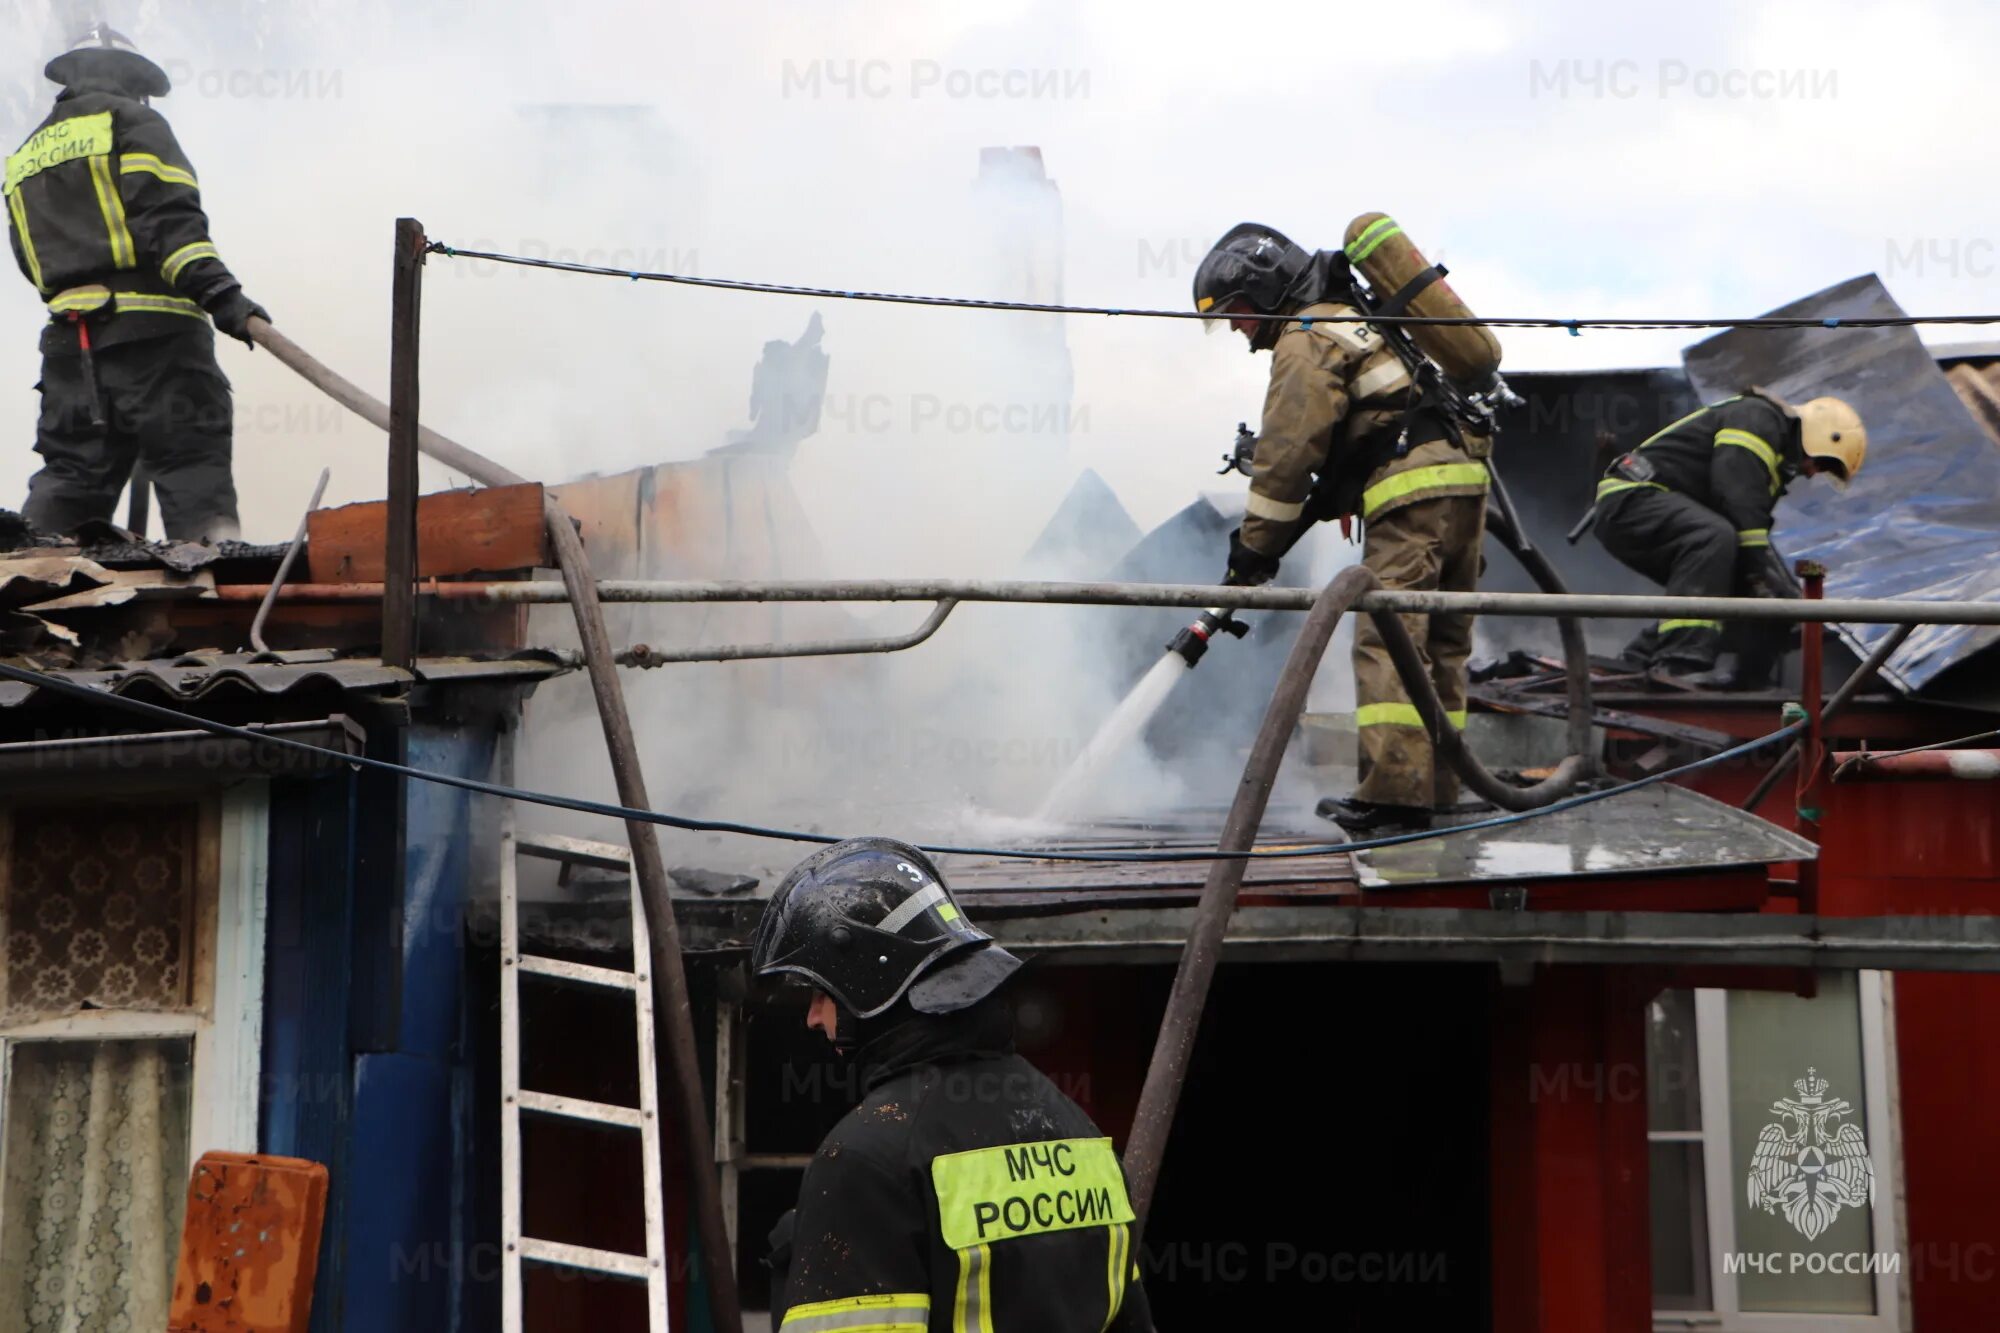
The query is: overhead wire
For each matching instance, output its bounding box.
[426,242,2000,332]
[0,658,1800,869]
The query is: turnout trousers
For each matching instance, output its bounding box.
[24,326,239,541]
[1353,491,1486,810]
[1593,487,1737,669]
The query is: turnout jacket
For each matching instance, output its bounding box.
[1241,300,1489,557]
[777,1005,1152,1333]
[1597,392,1805,558]
[5,87,245,349]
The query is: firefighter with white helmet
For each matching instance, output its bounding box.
[1592,390,1867,687]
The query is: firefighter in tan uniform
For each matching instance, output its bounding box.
[1194,223,1489,834]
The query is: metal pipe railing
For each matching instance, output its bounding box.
[614,600,958,667]
[210,578,2000,626]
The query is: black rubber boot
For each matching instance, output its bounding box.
[1317,797,1434,836]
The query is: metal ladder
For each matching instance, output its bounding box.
[501,815,670,1333]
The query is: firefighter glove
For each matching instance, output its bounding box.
[1740,546,1801,601]
[206,286,270,347]
[1224,528,1280,587]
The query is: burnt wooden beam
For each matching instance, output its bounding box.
[383,217,425,669]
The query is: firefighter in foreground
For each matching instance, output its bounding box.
[1193,220,1492,835]
[1592,391,1866,687]
[4,25,268,541]
[755,838,1152,1332]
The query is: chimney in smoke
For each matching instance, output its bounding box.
[973,147,1074,458]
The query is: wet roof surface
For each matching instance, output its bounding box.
[930,783,1812,901]
[1353,784,1816,889]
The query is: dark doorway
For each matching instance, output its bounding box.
[1141,961,1492,1330]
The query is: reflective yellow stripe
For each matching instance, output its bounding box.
[1355,702,1463,730]
[1659,619,1721,633]
[780,1292,930,1333]
[1360,461,1488,519]
[7,189,45,292]
[1356,702,1425,729]
[952,1244,992,1333]
[47,285,111,314]
[102,292,207,319]
[1345,216,1402,264]
[1714,427,1781,492]
[88,154,137,269]
[1737,528,1771,548]
[1596,477,1666,500]
[1101,1223,1129,1331]
[1195,294,1216,312]
[119,153,197,188]
[1633,400,1733,451]
[6,112,114,194]
[1245,490,1306,522]
[932,1138,1134,1249]
[161,241,220,283]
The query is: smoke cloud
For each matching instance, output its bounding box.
[7,0,1971,873]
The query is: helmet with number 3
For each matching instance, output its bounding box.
[752,837,1022,1018]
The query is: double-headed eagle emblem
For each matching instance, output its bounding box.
[1746,1067,1874,1240]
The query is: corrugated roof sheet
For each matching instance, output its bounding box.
[0,649,577,708]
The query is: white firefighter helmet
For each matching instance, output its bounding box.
[46,24,172,99]
[1793,396,1867,488]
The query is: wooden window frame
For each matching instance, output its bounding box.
[0,782,267,1185]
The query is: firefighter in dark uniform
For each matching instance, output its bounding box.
[1592,391,1866,686]
[5,26,268,541]
[1193,223,1489,835]
[754,838,1153,1333]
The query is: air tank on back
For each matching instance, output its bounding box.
[1343,212,1503,393]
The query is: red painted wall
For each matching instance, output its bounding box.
[1820,777,2000,1330]
[1490,967,1654,1333]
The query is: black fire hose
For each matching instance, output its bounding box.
[1367,595,1592,809]
[1481,464,1597,780]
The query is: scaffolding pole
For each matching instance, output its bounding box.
[207,577,2000,625]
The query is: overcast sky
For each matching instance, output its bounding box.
[2,0,1995,551]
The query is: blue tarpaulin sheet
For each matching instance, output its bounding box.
[1682,274,2000,692]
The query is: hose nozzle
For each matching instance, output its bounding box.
[1167,608,1249,668]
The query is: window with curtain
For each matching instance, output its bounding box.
[0,802,207,1333]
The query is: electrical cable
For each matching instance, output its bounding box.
[426,243,2000,333]
[0,658,1801,867]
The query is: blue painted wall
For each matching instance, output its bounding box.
[262,717,503,1333]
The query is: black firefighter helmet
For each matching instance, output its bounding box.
[46,24,173,100]
[751,837,1022,1020]
[1193,222,1341,351]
